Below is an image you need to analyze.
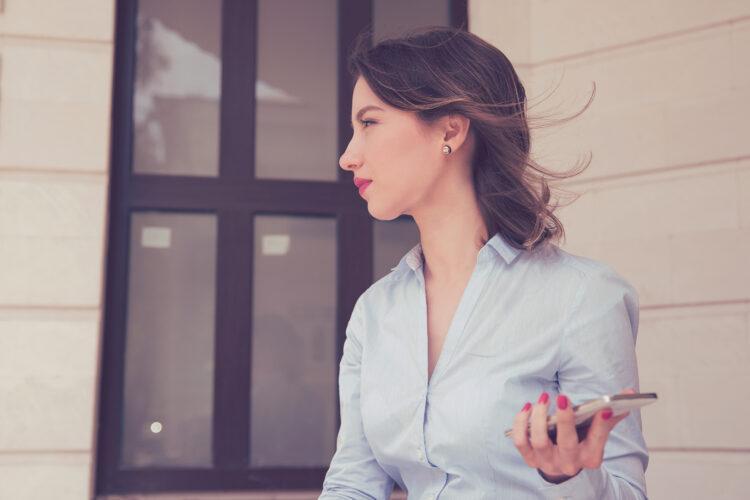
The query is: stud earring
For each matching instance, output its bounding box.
[442,144,452,155]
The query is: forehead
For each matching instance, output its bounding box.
[352,77,383,106]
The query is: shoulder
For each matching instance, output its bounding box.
[529,244,640,346]
[351,268,407,318]
[510,243,639,336]
[523,242,638,299]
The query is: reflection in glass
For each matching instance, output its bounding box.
[373,0,451,42]
[133,0,222,177]
[255,0,339,181]
[121,212,217,467]
[249,215,338,466]
[373,216,420,282]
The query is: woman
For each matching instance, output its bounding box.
[320,26,648,500]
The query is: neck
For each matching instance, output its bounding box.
[410,173,489,283]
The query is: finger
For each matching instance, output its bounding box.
[530,392,554,469]
[511,402,537,467]
[580,408,628,468]
[552,394,581,476]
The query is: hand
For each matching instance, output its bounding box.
[511,388,635,482]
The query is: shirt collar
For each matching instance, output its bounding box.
[389,231,523,275]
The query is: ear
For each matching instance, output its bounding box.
[440,113,472,153]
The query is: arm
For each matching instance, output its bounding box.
[537,269,649,500]
[319,296,395,500]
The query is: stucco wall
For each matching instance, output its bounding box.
[0,1,115,499]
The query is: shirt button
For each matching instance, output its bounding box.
[417,450,424,461]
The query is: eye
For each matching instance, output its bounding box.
[360,119,376,128]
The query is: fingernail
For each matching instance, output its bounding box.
[557,394,568,410]
[602,409,613,420]
[521,402,531,412]
[538,392,549,404]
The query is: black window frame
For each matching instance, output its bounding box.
[95,0,468,495]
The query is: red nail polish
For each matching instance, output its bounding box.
[557,394,568,410]
[521,402,531,412]
[602,409,613,420]
[538,392,549,404]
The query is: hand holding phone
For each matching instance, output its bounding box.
[508,388,656,482]
[504,391,658,444]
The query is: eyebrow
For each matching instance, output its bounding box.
[351,105,384,129]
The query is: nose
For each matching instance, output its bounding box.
[338,141,362,173]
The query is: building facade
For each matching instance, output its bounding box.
[0,1,748,499]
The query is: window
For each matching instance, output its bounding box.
[96,0,467,495]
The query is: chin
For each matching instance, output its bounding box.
[366,201,404,222]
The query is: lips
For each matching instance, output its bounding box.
[353,177,373,196]
[357,180,372,196]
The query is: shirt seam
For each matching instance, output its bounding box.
[557,271,589,377]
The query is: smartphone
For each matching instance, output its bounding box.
[504,392,658,444]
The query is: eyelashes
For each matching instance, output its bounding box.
[350,119,377,133]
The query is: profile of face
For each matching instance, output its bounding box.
[339,77,472,221]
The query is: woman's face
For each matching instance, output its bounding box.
[339,77,449,221]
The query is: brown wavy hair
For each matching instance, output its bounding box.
[346,25,594,251]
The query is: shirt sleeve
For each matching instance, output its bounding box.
[319,295,396,500]
[537,268,649,500]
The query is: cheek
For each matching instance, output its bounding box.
[375,130,431,181]
[364,128,437,212]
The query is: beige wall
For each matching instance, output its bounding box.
[0,0,115,499]
[1,0,747,499]
[472,0,750,498]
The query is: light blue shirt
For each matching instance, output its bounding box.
[319,231,648,500]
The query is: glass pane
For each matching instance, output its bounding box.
[132,0,222,177]
[250,215,338,466]
[255,0,338,181]
[373,0,451,42]
[121,212,217,468]
[373,216,420,282]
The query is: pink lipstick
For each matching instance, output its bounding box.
[354,177,373,196]
[358,181,372,196]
